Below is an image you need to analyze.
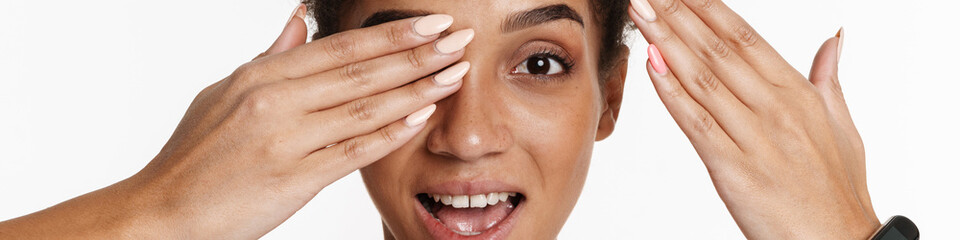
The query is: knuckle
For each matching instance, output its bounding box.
[691,0,717,11]
[404,48,427,69]
[325,31,360,60]
[700,37,732,60]
[232,62,262,84]
[378,127,400,144]
[263,138,292,159]
[655,33,678,46]
[385,24,409,46]
[661,0,684,16]
[407,82,429,103]
[770,107,803,128]
[197,81,219,99]
[691,110,715,134]
[693,70,721,93]
[730,25,760,49]
[664,84,685,99]
[240,87,278,116]
[341,139,366,160]
[347,98,375,122]
[340,62,372,90]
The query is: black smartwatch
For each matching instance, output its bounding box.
[870,215,919,240]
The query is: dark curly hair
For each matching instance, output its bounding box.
[302,0,630,77]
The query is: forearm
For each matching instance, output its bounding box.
[0,176,170,239]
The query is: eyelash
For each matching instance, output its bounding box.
[511,48,576,78]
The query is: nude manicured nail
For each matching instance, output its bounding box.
[414,14,454,37]
[435,29,475,54]
[836,27,845,60]
[631,0,657,22]
[288,4,306,23]
[405,104,437,127]
[648,44,667,74]
[434,62,470,86]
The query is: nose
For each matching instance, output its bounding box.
[426,67,513,162]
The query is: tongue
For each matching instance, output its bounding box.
[434,201,515,233]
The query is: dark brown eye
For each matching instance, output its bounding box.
[512,55,564,75]
[527,56,550,74]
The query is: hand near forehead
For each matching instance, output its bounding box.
[0,5,473,238]
[628,0,880,238]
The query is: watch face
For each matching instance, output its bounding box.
[878,227,908,240]
[874,216,919,240]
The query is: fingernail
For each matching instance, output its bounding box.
[414,14,454,37]
[405,104,437,127]
[435,29,475,54]
[836,27,844,60]
[269,4,305,53]
[434,62,470,86]
[648,44,667,74]
[288,4,306,23]
[631,0,657,22]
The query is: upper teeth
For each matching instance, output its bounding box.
[429,192,515,209]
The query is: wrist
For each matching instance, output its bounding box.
[748,211,881,239]
[76,175,174,238]
[109,172,187,239]
[856,218,884,240]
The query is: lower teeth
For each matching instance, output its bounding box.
[453,230,482,236]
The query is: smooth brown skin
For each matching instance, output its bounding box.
[631,0,880,238]
[342,1,627,239]
[0,1,882,239]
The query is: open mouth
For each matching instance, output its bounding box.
[415,192,525,237]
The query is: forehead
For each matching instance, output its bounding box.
[341,0,596,30]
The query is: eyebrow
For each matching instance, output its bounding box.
[359,4,584,33]
[501,4,584,33]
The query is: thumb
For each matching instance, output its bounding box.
[255,4,308,60]
[810,28,858,135]
[809,27,843,90]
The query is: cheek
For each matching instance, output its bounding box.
[359,158,399,217]
[360,151,407,196]
[522,101,597,172]
[517,79,602,168]
[511,79,602,214]
[359,145,421,234]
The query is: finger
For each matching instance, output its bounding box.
[638,0,776,109]
[645,52,740,163]
[809,28,858,139]
[301,111,433,187]
[264,5,309,58]
[256,14,455,80]
[296,62,466,150]
[278,29,473,112]
[677,0,805,85]
[630,6,761,147]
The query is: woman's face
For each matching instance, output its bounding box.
[342,0,625,239]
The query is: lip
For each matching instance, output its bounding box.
[414,181,526,240]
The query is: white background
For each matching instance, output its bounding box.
[2,0,958,239]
